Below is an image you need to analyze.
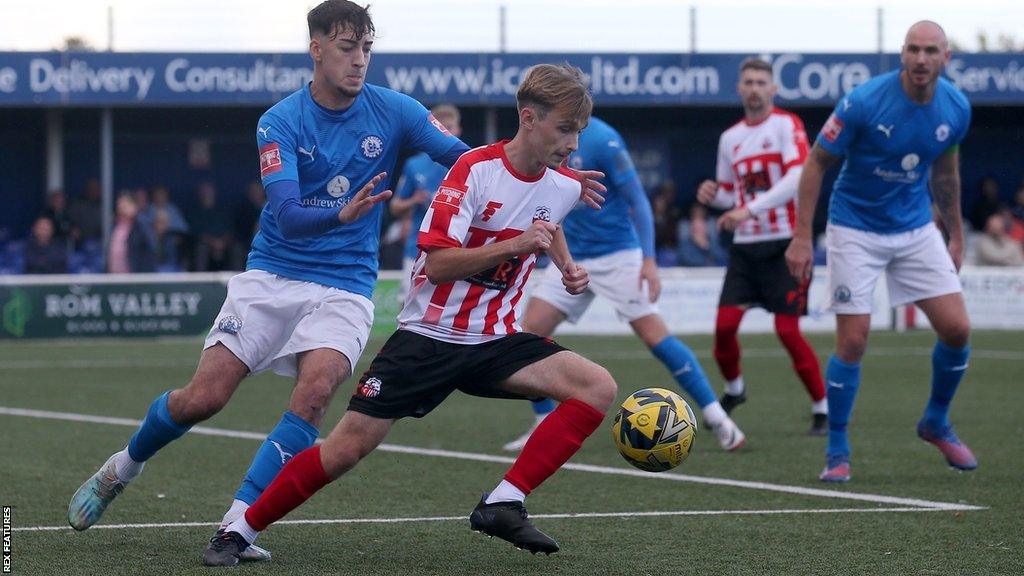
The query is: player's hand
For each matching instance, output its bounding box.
[696,180,719,205]
[947,236,965,272]
[561,261,589,295]
[639,257,661,303]
[339,172,392,224]
[785,236,814,281]
[717,206,752,232]
[517,220,558,253]
[571,169,607,210]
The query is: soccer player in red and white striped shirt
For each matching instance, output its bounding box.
[207,64,616,563]
[697,57,827,435]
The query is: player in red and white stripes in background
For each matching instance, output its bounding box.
[698,57,827,435]
[204,63,615,565]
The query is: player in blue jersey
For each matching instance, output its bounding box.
[65,1,472,558]
[504,117,746,453]
[390,104,463,300]
[785,21,976,483]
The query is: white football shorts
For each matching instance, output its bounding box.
[826,222,962,314]
[204,269,374,377]
[531,248,658,323]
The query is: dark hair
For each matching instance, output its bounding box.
[739,57,772,75]
[307,0,375,40]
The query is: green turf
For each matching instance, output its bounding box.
[1,331,1022,575]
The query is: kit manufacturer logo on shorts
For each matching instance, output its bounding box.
[358,376,382,398]
[833,285,852,304]
[361,135,384,158]
[217,315,243,334]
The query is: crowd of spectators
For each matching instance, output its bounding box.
[2,178,265,275]
[5,173,1024,275]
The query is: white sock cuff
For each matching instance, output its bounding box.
[229,516,261,545]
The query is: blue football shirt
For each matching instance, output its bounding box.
[395,152,449,259]
[250,83,466,298]
[564,117,648,259]
[817,70,971,234]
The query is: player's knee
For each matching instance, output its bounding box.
[173,385,230,424]
[292,375,344,424]
[580,365,617,412]
[321,433,376,479]
[939,321,970,349]
[835,336,867,363]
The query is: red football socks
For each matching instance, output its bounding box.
[774,314,825,402]
[503,398,604,495]
[244,445,332,531]
[713,306,745,380]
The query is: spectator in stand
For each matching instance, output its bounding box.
[677,203,728,266]
[191,181,236,271]
[148,185,190,235]
[977,213,1024,266]
[651,180,683,266]
[968,176,1004,232]
[24,216,67,274]
[152,210,184,273]
[42,189,73,242]
[1007,183,1024,244]
[232,180,266,268]
[108,194,155,273]
[68,178,103,248]
[132,187,154,238]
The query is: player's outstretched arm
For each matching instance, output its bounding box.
[424,220,558,285]
[339,172,392,224]
[930,149,966,270]
[785,143,838,280]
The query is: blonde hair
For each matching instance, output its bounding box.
[430,103,461,126]
[516,63,593,127]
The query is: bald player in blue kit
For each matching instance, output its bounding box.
[786,20,977,483]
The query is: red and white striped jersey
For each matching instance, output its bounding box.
[716,108,809,243]
[398,141,582,344]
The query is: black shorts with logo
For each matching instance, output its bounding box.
[719,238,811,315]
[347,330,568,420]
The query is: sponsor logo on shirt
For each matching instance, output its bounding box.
[821,114,844,143]
[427,114,452,136]
[900,154,920,171]
[466,256,523,291]
[432,185,466,209]
[327,174,351,198]
[360,135,384,158]
[935,124,951,142]
[259,143,282,177]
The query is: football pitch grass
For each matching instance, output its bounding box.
[1,331,1021,575]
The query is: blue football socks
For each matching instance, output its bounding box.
[651,336,717,408]
[529,398,556,416]
[235,411,319,505]
[825,355,861,457]
[923,341,970,431]
[127,391,191,462]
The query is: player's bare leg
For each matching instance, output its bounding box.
[69,344,248,530]
[630,314,744,451]
[473,351,615,554]
[914,293,977,470]
[213,348,353,561]
[502,298,568,451]
[206,412,393,566]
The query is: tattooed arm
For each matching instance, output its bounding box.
[930,148,965,271]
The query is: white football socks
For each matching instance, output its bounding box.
[485,480,526,504]
[812,398,828,415]
[220,499,250,530]
[724,376,745,396]
[702,401,728,428]
[113,447,144,483]
[227,516,260,545]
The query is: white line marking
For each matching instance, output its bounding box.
[0,406,986,513]
[0,347,1020,369]
[12,507,968,533]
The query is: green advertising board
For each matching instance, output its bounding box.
[0,281,228,339]
[0,274,405,340]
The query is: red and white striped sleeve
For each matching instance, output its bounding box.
[417,158,479,253]
[780,112,809,174]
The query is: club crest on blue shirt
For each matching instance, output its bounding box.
[361,135,384,158]
[217,315,243,335]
